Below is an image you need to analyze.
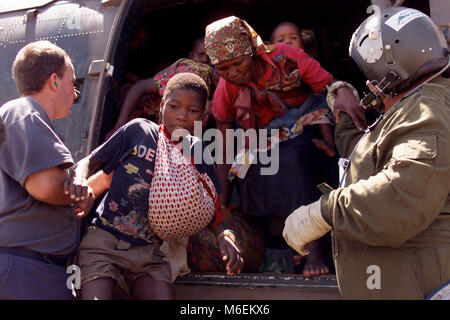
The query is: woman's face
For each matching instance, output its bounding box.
[214,55,255,86]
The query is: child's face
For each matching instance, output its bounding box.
[161,88,205,136]
[131,28,150,50]
[272,24,303,49]
[189,39,210,65]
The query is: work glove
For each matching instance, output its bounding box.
[283,198,331,255]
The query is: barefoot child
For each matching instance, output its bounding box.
[67,73,243,299]
[271,21,333,277]
[271,21,335,158]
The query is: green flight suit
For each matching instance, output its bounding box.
[321,78,450,299]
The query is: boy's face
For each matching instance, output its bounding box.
[161,88,205,136]
[272,24,303,49]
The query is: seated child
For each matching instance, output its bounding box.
[106,37,216,140]
[270,21,335,277]
[67,73,243,300]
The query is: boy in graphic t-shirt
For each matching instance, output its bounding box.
[67,73,243,300]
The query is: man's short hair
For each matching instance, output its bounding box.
[12,40,71,95]
[162,72,208,108]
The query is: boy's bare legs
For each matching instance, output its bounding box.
[300,239,329,277]
[81,277,116,300]
[131,275,174,300]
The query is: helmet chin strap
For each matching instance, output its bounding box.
[360,71,400,112]
[361,57,450,112]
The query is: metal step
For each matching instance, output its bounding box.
[174,272,341,300]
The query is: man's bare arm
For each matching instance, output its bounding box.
[24,166,72,206]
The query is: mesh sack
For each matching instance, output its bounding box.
[148,126,216,241]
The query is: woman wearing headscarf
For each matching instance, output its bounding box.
[205,16,364,276]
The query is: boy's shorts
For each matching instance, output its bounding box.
[77,226,171,289]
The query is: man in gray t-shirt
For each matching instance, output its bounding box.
[0,117,5,151]
[0,41,92,300]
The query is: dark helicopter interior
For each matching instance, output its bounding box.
[98,0,430,142]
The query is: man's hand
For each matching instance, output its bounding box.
[217,231,244,275]
[283,198,331,256]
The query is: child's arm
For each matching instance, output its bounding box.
[65,155,103,198]
[202,138,244,275]
[312,123,336,157]
[106,78,159,140]
[87,170,113,199]
[207,203,244,276]
[215,222,244,276]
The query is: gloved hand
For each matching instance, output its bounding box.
[283,198,331,256]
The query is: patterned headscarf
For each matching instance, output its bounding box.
[205,16,267,65]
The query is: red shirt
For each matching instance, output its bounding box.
[212,43,333,128]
